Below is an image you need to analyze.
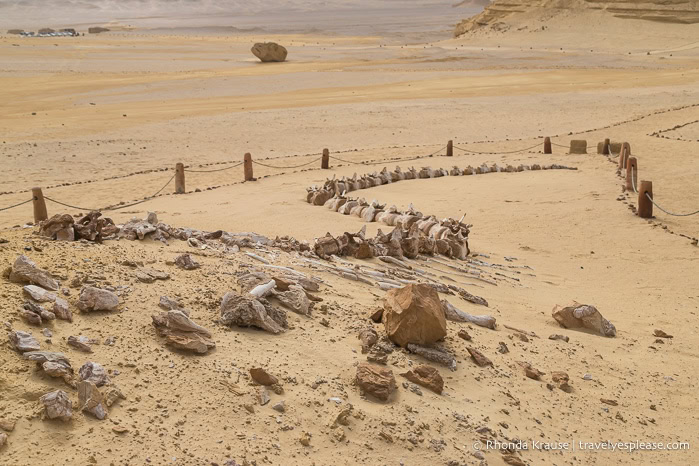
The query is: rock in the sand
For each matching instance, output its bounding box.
[250,367,278,386]
[77,286,119,312]
[383,284,447,347]
[9,330,40,352]
[39,390,72,421]
[400,365,444,394]
[358,327,379,353]
[9,255,59,291]
[466,347,493,367]
[74,211,118,242]
[549,334,569,343]
[38,214,75,240]
[78,361,110,387]
[151,310,215,354]
[220,292,286,334]
[251,42,288,62]
[274,284,311,315]
[24,351,73,382]
[67,336,95,353]
[174,253,200,270]
[78,381,107,420]
[159,296,182,311]
[356,363,396,402]
[0,432,6,447]
[23,285,57,302]
[552,302,616,337]
[53,297,72,322]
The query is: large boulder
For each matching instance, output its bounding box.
[251,42,288,63]
[552,302,616,337]
[382,284,447,347]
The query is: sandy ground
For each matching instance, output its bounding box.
[1,9,698,466]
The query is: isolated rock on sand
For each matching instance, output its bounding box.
[77,286,119,312]
[78,381,107,420]
[552,302,616,337]
[151,310,215,354]
[159,295,183,311]
[39,390,72,421]
[400,365,444,394]
[78,361,110,387]
[9,255,59,291]
[38,214,74,240]
[251,42,288,62]
[383,284,447,347]
[67,336,96,353]
[356,363,396,402]
[9,330,40,352]
[0,432,6,447]
[250,367,279,386]
[466,347,493,367]
[220,292,286,334]
[174,253,200,270]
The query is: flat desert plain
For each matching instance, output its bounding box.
[0,5,698,466]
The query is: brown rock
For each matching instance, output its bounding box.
[174,253,200,270]
[466,347,493,367]
[548,334,569,342]
[220,292,285,334]
[552,302,616,337]
[356,363,396,402]
[39,390,72,421]
[358,327,378,353]
[77,286,119,312]
[400,365,444,394]
[382,284,447,347]
[78,381,107,420]
[457,329,472,341]
[520,362,545,381]
[9,330,40,352]
[653,329,673,339]
[251,42,288,62]
[250,367,278,386]
[9,255,59,291]
[370,308,384,323]
[38,214,75,240]
[0,418,16,432]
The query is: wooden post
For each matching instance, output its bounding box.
[175,163,185,194]
[446,140,453,157]
[321,148,329,169]
[544,137,552,154]
[618,145,627,169]
[638,180,653,218]
[625,157,637,192]
[244,153,254,181]
[603,138,610,155]
[623,151,630,169]
[32,187,48,223]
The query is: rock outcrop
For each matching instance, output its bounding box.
[454,0,699,37]
[552,302,616,337]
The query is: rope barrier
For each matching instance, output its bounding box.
[329,145,446,166]
[453,142,541,155]
[645,194,699,217]
[550,141,569,149]
[252,157,322,169]
[0,198,34,212]
[631,167,698,216]
[184,162,244,173]
[42,173,176,213]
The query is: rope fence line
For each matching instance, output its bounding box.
[252,157,322,170]
[184,162,244,173]
[453,142,542,155]
[0,198,34,212]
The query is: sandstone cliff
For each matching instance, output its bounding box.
[455,0,699,36]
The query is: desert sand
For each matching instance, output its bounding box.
[1,1,698,465]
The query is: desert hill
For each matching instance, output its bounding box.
[455,0,699,36]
